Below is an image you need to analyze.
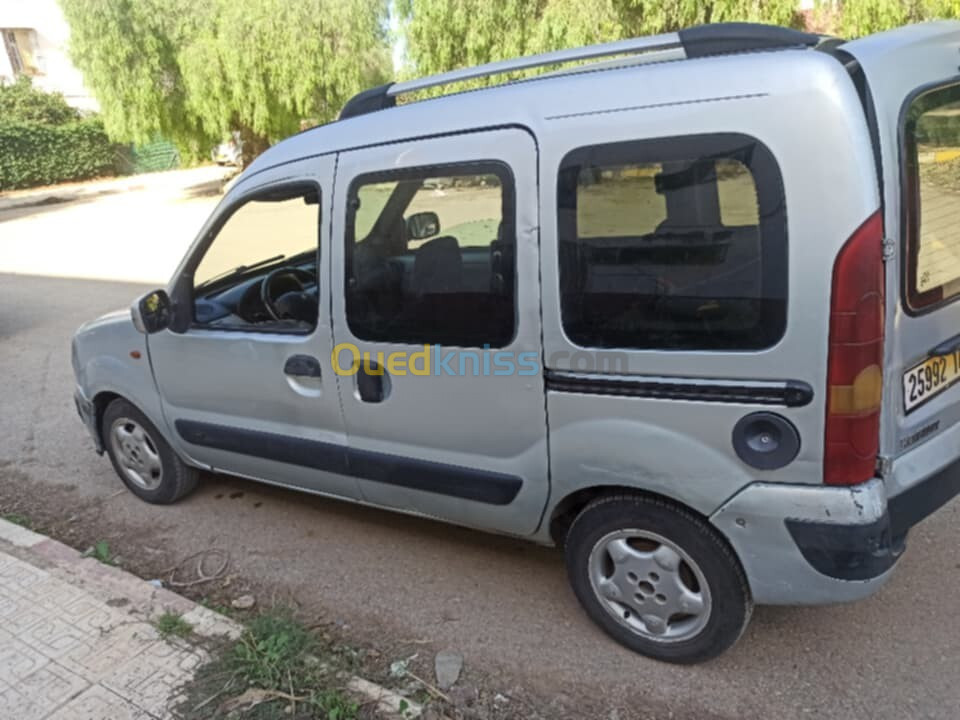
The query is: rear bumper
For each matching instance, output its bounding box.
[711,478,895,604]
[74,387,103,454]
[712,459,960,605]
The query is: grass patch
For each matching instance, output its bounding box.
[177,609,362,720]
[312,689,360,720]
[83,539,116,565]
[2,513,32,528]
[230,611,314,688]
[155,611,193,640]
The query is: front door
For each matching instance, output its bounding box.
[150,155,359,500]
[330,129,548,535]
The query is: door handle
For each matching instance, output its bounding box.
[356,359,386,403]
[284,354,322,378]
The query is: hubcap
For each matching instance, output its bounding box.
[109,417,163,491]
[588,529,711,643]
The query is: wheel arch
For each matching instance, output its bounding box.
[91,390,169,453]
[92,390,123,448]
[547,485,712,547]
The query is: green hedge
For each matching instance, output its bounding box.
[0,117,128,190]
[916,114,960,148]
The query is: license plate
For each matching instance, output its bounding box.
[903,351,960,413]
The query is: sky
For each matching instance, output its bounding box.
[389,1,407,74]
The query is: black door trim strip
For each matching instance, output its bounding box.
[175,420,523,506]
[544,370,814,407]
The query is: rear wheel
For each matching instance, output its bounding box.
[102,399,198,504]
[565,494,752,664]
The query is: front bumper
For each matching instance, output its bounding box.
[74,387,103,454]
[712,458,960,605]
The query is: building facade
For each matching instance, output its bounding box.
[0,0,97,111]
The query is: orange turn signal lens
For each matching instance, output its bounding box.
[828,364,883,416]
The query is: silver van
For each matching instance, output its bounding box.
[72,22,960,663]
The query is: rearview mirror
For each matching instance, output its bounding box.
[131,289,171,334]
[406,211,440,241]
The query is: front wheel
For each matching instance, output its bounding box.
[102,398,199,504]
[565,494,752,664]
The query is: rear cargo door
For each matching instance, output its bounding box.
[844,22,960,460]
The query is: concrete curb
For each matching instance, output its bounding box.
[0,517,242,642]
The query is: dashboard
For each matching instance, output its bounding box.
[193,262,318,331]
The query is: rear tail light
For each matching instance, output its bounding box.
[824,211,885,486]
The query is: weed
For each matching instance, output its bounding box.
[309,689,359,719]
[155,611,193,640]
[1,513,31,529]
[84,540,115,565]
[229,611,313,689]
[177,608,364,720]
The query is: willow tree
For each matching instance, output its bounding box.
[393,0,546,85]
[613,0,798,35]
[396,0,801,82]
[833,0,960,37]
[59,0,391,163]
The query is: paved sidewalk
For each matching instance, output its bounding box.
[0,166,231,213]
[0,518,239,720]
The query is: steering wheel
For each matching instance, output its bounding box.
[260,266,316,321]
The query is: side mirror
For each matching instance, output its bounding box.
[406,211,440,241]
[131,289,171,334]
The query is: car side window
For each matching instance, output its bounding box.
[191,184,321,332]
[557,133,787,351]
[345,163,516,348]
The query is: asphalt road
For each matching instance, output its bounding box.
[0,182,958,719]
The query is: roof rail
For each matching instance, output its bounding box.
[339,83,396,120]
[388,32,684,97]
[677,22,821,58]
[339,22,823,120]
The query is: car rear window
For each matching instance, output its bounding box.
[904,82,960,312]
[557,133,787,351]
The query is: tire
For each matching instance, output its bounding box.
[565,493,752,664]
[101,398,199,504]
